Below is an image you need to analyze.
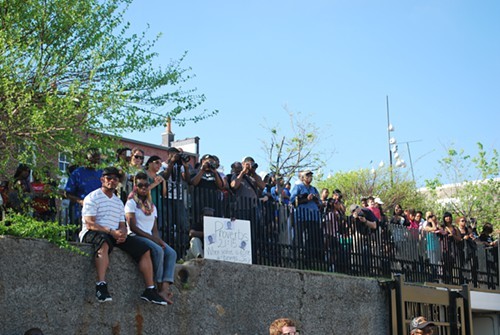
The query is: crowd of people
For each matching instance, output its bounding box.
[1,146,498,297]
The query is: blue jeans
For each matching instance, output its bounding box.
[136,236,177,283]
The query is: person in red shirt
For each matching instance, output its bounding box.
[367,196,382,221]
[31,168,56,221]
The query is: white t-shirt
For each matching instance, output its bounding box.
[124,198,157,235]
[80,188,125,241]
[165,163,185,200]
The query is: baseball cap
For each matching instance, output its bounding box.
[102,166,120,177]
[200,154,216,162]
[410,316,435,332]
[349,204,359,213]
[374,197,384,205]
[146,155,162,165]
[301,170,313,176]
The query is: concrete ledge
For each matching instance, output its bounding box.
[0,236,389,334]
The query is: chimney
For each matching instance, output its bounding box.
[161,116,175,147]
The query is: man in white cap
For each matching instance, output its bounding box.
[290,169,321,270]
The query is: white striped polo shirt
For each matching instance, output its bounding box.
[79,188,125,241]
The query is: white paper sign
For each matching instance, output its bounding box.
[204,216,252,264]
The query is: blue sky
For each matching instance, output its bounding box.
[121,0,500,187]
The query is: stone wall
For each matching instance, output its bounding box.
[0,236,390,334]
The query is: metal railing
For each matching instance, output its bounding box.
[64,184,498,290]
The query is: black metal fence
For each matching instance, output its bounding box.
[68,183,499,290]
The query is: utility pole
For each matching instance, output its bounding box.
[399,140,422,184]
[386,96,393,185]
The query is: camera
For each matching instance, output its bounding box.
[180,153,190,163]
[252,162,259,169]
[209,162,218,170]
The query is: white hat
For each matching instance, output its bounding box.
[374,197,384,205]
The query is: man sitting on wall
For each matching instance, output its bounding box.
[80,166,167,305]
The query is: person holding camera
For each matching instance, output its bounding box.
[161,147,191,242]
[191,154,225,222]
[191,154,224,190]
[290,170,322,270]
[349,204,378,274]
[230,156,266,221]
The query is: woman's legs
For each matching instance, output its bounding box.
[158,244,177,304]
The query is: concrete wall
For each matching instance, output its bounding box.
[0,236,390,335]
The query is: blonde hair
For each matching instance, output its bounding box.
[269,318,297,335]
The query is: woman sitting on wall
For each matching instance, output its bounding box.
[125,172,176,304]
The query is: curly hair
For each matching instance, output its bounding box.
[269,318,297,335]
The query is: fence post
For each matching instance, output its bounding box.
[394,274,405,335]
[460,284,473,335]
[497,233,500,289]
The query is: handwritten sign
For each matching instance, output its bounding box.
[204,216,252,264]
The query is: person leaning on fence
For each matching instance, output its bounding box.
[161,147,191,241]
[477,222,498,248]
[8,163,33,215]
[191,154,225,218]
[349,204,378,274]
[409,316,436,334]
[230,156,266,221]
[269,317,300,335]
[80,166,168,305]
[125,172,176,304]
[120,147,145,202]
[64,148,103,239]
[332,189,346,215]
[290,170,322,270]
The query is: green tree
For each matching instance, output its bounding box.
[424,143,499,230]
[261,108,328,183]
[315,166,428,216]
[0,0,216,175]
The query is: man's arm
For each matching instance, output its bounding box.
[251,173,266,190]
[289,185,299,204]
[65,192,83,206]
[181,162,191,184]
[64,172,83,206]
[126,212,165,247]
[191,169,204,186]
[361,210,378,230]
[231,170,246,190]
[213,170,224,190]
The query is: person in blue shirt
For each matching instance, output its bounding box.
[64,148,103,240]
[290,170,322,270]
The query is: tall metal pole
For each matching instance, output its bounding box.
[399,139,421,185]
[406,142,415,184]
[386,96,393,185]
